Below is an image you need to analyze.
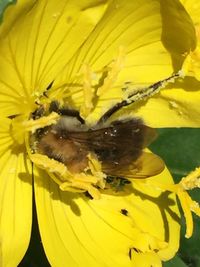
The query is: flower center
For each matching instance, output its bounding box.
[23,47,182,200]
[22,48,127,199]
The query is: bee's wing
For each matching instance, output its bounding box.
[67,119,164,178]
[92,119,157,149]
[102,152,165,179]
[68,119,157,152]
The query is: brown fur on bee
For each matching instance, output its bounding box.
[36,115,163,177]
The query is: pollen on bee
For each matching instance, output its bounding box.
[25,46,179,199]
[25,105,107,198]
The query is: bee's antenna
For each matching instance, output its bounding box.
[97,71,183,124]
[43,80,54,97]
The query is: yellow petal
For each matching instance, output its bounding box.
[0,118,32,266]
[132,78,200,127]
[160,0,196,68]
[34,166,180,267]
[130,251,162,267]
[0,0,108,117]
[131,0,200,128]
[180,0,200,25]
[132,168,181,261]
[51,0,198,127]
[60,0,195,87]
[180,0,200,80]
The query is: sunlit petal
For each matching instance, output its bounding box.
[0,0,108,117]
[0,1,197,266]
[180,0,200,25]
[180,0,200,81]
[0,118,32,266]
[131,78,200,127]
[130,251,162,267]
[51,0,198,127]
[34,167,180,267]
[58,0,195,87]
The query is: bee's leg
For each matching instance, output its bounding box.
[42,80,54,98]
[49,101,85,124]
[24,112,60,134]
[59,108,85,124]
[27,149,104,199]
[97,72,182,124]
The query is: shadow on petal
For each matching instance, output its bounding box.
[160,0,197,71]
[130,187,180,242]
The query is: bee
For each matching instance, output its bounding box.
[33,73,180,189]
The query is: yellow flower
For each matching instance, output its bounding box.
[180,0,200,80]
[0,1,199,267]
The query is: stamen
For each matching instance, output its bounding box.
[129,230,167,254]
[80,64,94,118]
[29,152,105,199]
[24,103,107,198]
[30,154,70,178]
[177,191,193,238]
[183,27,200,79]
[98,71,183,124]
[87,154,106,189]
[97,46,125,96]
[24,112,60,133]
[60,180,101,200]
[180,167,200,190]
[24,48,191,215]
[144,166,200,238]
[127,71,184,104]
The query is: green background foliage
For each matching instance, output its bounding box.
[0,0,16,22]
[0,1,200,266]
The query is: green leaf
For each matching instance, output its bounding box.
[180,215,200,267]
[0,0,16,22]
[150,128,200,180]
[163,255,188,267]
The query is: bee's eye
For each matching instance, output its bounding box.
[31,106,45,119]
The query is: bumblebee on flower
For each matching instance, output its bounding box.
[0,1,200,267]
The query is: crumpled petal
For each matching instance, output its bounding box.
[0,118,32,266]
[34,166,180,267]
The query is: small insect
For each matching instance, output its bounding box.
[120,208,129,216]
[33,73,180,188]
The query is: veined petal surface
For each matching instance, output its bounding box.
[0,0,108,117]
[34,167,180,267]
[0,1,196,266]
[51,0,198,127]
[59,0,195,87]
[0,118,32,267]
[0,0,198,126]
